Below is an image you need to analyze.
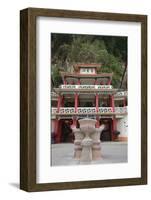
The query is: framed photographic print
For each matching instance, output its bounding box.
[20,8,147,191]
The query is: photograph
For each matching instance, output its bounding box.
[20,7,147,191]
[51,33,128,166]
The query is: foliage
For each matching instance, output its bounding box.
[51,64,62,87]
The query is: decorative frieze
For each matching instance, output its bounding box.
[59,107,75,114]
[97,85,113,89]
[77,107,96,114]
[52,106,127,115]
[61,85,76,89]
[60,84,113,90]
[114,106,127,114]
[98,107,113,113]
[51,107,57,114]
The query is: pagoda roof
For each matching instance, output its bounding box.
[60,71,113,79]
[53,88,118,95]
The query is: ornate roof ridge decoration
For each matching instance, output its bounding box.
[73,63,102,71]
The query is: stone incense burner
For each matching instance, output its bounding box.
[72,118,105,164]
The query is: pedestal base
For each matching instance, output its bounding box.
[80,137,93,163]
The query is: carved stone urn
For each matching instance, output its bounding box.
[72,118,105,164]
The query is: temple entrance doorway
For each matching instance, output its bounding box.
[100,118,112,141]
[60,119,74,143]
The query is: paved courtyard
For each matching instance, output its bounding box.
[51,142,128,166]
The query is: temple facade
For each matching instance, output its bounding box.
[51,63,128,143]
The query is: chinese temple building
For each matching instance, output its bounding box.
[51,63,128,143]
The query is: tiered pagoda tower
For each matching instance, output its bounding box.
[51,63,128,143]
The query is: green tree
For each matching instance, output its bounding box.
[51,65,62,87]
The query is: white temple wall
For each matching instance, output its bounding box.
[116,115,128,137]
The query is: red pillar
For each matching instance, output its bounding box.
[95,93,100,127]
[54,118,61,143]
[55,95,62,143]
[74,93,78,113]
[64,77,67,85]
[56,95,62,143]
[72,117,77,127]
[107,79,111,85]
[96,116,100,128]
[112,118,117,130]
[77,78,80,85]
[57,95,62,113]
[73,93,78,128]
[112,117,117,141]
[110,95,115,112]
[110,94,116,141]
[61,95,64,107]
[96,93,99,112]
